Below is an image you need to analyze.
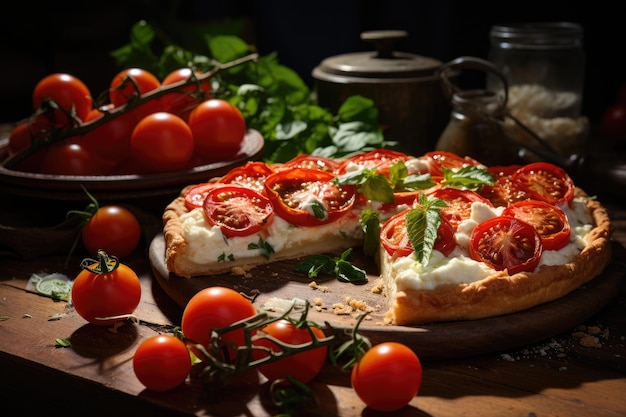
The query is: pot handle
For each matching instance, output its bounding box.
[361,30,408,59]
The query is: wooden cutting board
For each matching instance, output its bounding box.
[149,235,624,361]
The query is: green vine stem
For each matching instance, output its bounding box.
[80,250,120,274]
[2,52,259,169]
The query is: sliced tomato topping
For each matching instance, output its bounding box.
[469,216,543,275]
[510,162,575,205]
[279,154,341,173]
[203,185,274,238]
[184,182,221,211]
[424,151,483,177]
[217,161,275,193]
[501,200,571,251]
[429,188,493,229]
[380,209,456,257]
[337,149,411,177]
[264,168,357,227]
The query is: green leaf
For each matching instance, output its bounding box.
[441,166,495,191]
[208,34,250,63]
[361,174,395,203]
[294,249,367,284]
[405,193,445,265]
[359,209,380,257]
[293,255,336,277]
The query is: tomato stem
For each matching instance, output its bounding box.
[80,250,120,274]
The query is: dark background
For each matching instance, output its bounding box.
[0,0,622,126]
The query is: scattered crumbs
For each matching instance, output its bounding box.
[230,265,253,277]
[572,324,608,348]
[332,296,376,317]
[370,278,385,295]
[23,314,33,319]
[309,281,330,292]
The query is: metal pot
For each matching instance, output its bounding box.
[312,30,451,156]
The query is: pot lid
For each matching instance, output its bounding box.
[314,30,442,80]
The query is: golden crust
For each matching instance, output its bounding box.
[385,191,613,325]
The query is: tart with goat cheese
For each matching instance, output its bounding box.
[162,149,613,325]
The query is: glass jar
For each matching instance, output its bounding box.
[488,22,588,161]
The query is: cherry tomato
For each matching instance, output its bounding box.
[188,99,246,161]
[130,112,194,172]
[337,149,410,176]
[380,208,456,257]
[82,107,138,162]
[217,161,276,193]
[203,185,274,238]
[252,319,327,383]
[502,200,571,251]
[510,162,575,205]
[81,205,142,259]
[430,188,493,229]
[280,154,341,173]
[424,150,483,177]
[181,287,257,360]
[601,102,626,140]
[32,73,92,126]
[264,168,357,227]
[109,68,162,120]
[39,142,107,176]
[351,342,423,412]
[161,68,211,121]
[133,335,191,392]
[71,252,142,326]
[469,216,543,274]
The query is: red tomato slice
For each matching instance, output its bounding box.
[429,188,493,229]
[469,216,543,274]
[217,161,275,193]
[501,200,571,251]
[203,185,274,238]
[424,151,483,177]
[380,209,456,257]
[280,154,341,173]
[337,149,410,176]
[264,168,357,226]
[510,162,575,205]
[184,182,221,210]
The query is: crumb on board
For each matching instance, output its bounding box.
[230,265,253,277]
[331,296,377,318]
[309,281,330,292]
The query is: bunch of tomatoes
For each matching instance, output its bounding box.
[7,69,247,175]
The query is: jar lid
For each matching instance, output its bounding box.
[490,22,583,49]
[312,30,442,82]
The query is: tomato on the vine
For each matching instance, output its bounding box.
[252,319,327,384]
[469,216,543,274]
[109,68,163,120]
[264,168,358,227]
[351,342,423,412]
[130,112,194,172]
[501,200,571,251]
[81,205,142,259]
[39,142,108,176]
[188,98,246,161]
[71,251,142,326]
[203,185,274,238]
[82,107,138,162]
[181,287,257,360]
[161,68,211,121]
[380,208,456,257]
[510,162,575,206]
[133,335,191,392]
[32,73,92,127]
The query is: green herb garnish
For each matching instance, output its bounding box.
[294,248,367,284]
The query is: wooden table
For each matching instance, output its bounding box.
[1,188,625,417]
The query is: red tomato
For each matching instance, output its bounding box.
[32,73,92,126]
[82,107,138,162]
[469,216,543,274]
[601,102,626,140]
[351,342,423,412]
[380,208,456,257]
[161,68,211,121]
[181,287,257,361]
[430,188,493,229]
[188,99,246,161]
[184,182,220,211]
[39,142,107,176]
[109,68,162,119]
[502,200,571,251]
[130,112,194,172]
[71,253,142,326]
[480,165,532,207]
[7,116,51,155]
[264,168,357,227]
[424,150,483,177]
[252,319,327,383]
[217,161,276,193]
[133,335,191,392]
[81,205,142,258]
[510,162,575,205]
[337,149,410,176]
[203,185,274,238]
[280,154,341,173]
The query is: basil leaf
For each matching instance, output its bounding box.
[441,166,495,191]
[293,255,336,277]
[359,209,381,257]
